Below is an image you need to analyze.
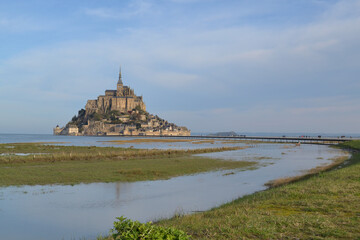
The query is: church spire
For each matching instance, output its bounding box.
[117,66,123,85]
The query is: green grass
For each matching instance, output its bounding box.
[0,143,254,186]
[156,141,360,239]
[337,139,360,150]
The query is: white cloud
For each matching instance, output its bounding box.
[321,0,360,20]
[84,8,117,19]
[84,0,153,19]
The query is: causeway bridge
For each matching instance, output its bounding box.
[152,135,355,145]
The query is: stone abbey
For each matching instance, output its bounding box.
[85,69,146,115]
[54,69,190,136]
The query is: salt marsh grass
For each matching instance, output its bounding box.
[0,143,253,186]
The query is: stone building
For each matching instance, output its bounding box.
[85,69,146,115]
[53,124,79,136]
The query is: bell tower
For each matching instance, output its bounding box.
[117,66,123,86]
[117,66,124,96]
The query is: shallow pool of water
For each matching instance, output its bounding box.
[0,134,244,149]
[0,153,48,156]
[0,144,348,240]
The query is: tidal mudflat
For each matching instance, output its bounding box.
[0,142,347,240]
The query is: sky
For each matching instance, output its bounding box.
[0,0,360,134]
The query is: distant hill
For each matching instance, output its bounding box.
[208,131,240,137]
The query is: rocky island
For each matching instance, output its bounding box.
[54,69,190,136]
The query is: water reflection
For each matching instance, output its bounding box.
[0,134,245,150]
[0,144,348,240]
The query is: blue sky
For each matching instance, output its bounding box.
[1,0,360,134]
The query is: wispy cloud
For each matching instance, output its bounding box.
[2,0,360,96]
[0,16,46,32]
[169,0,207,3]
[84,0,152,19]
[84,8,117,19]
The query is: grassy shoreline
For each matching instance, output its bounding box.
[155,141,360,239]
[264,154,349,188]
[0,143,254,186]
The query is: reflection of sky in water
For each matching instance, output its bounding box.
[0,153,48,156]
[0,143,348,240]
[0,134,246,149]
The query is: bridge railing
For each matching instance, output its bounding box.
[115,134,355,145]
